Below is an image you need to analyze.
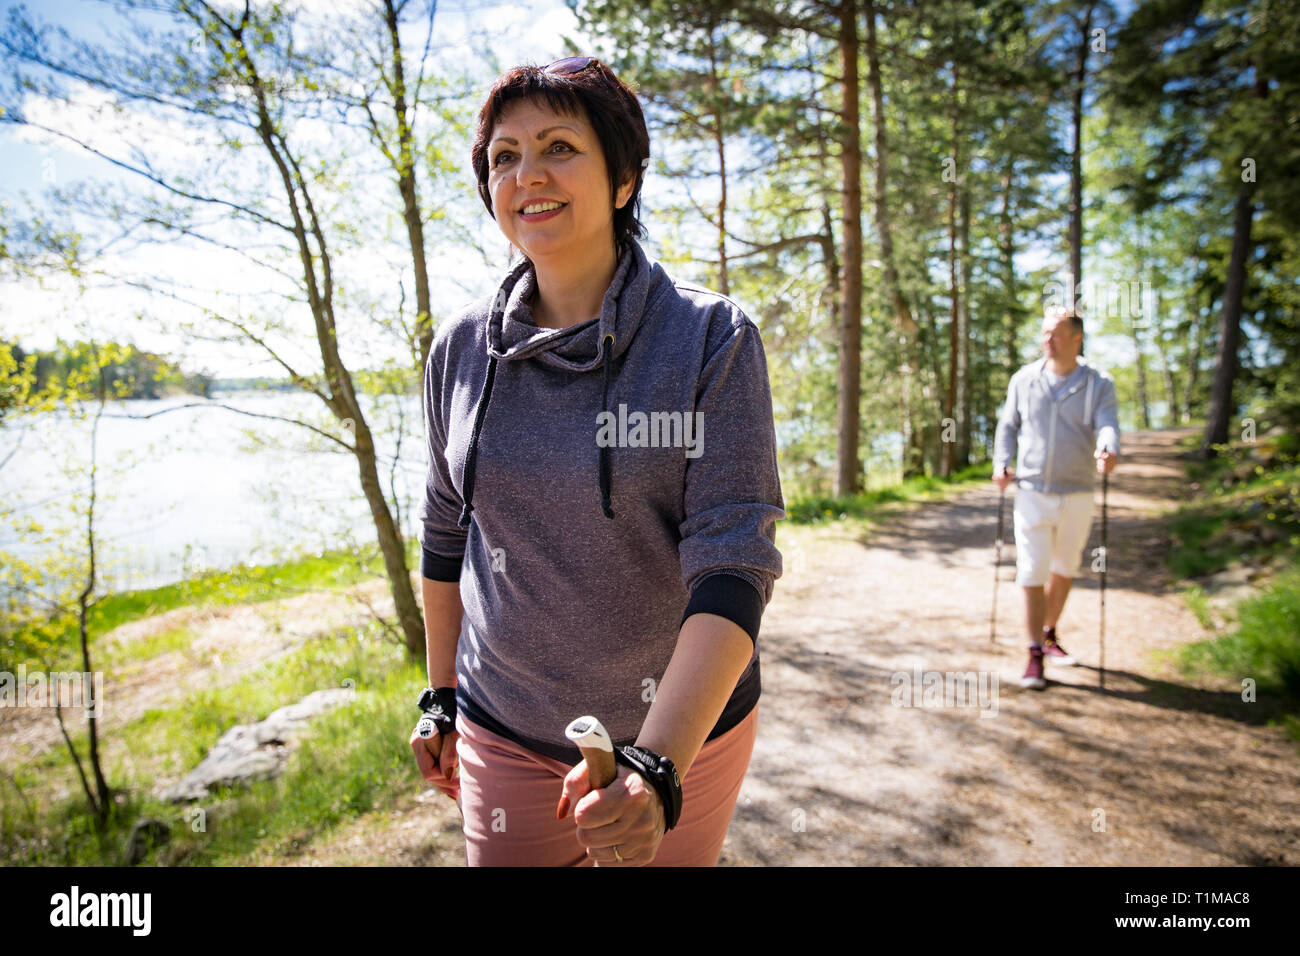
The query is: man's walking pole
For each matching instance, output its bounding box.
[990,487,1006,647]
[1100,470,1108,690]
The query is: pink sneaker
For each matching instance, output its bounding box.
[1042,627,1077,666]
[1019,644,1046,690]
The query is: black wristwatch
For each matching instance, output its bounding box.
[615,746,683,831]
[416,686,457,737]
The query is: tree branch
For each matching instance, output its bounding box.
[100,400,355,453]
[0,118,295,233]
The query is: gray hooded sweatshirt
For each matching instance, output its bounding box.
[417,237,784,762]
[993,357,1121,494]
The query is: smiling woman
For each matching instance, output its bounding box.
[407,57,785,868]
[470,58,650,331]
[481,97,636,329]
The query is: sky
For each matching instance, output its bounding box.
[0,0,588,377]
[0,0,1134,379]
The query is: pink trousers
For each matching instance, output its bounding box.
[454,705,758,866]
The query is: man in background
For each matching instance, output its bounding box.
[993,305,1120,690]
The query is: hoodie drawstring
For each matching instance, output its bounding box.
[458,354,498,528]
[458,337,617,528]
[599,333,616,519]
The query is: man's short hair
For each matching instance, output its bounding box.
[1044,304,1085,355]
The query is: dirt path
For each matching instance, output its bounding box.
[305,426,1298,866]
[14,428,1295,865]
[722,427,1300,865]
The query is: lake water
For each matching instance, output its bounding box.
[0,391,427,599]
[2,388,923,604]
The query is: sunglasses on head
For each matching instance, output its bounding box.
[533,56,650,173]
[544,55,598,75]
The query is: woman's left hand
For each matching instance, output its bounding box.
[556,761,666,866]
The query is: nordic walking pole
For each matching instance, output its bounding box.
[561,715,618,866]
[990,486,1006,647]
[564,715,616,789]
[1100,470,1108,691]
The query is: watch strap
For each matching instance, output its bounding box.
[615,745,683,830]
[416,686,457,736]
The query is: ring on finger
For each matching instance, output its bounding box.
[613,844,624,864]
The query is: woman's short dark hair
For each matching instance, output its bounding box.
[470,60,651,258]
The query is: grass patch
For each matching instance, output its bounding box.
[1181,585,1218,632]
[786,461,991,525]
[86,541,410,637]
[1174,560,1300,741]
[121,622,406,774]
[3,538,418,673]
[169,661,423,866]
[0,608,424,865]
[99,623,197,668]
[1167,461,1300,579]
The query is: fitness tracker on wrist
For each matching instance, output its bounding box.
[615,745,683,830]
[416,686,457,737]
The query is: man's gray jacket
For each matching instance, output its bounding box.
[993,357,1120,494]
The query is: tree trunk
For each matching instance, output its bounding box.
[1067,2,1095,306]
[864,0,922,477]
[1203,181,1255,450]
[1183,280,1203,419]
[836,0,863,496]
[957,158,972,469]
[918,300,946,477]
[76,366,112,826]
[977,307,992,460]
[350,416,426,656]
[1130,318,1151,429]
[233,22,427,657]
[1155,291,1180,425]
[1204,70,1266,452]
[999,164,1019,377]
[944,139,957,477]
[708,22,730,296]
[383,0,434,370]
[821,202,841,343]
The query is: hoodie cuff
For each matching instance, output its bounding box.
[682,572,764,644]
[421,546,463,582]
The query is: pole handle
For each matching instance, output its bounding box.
[579,745,617,790]
[565,715,617,789]
[562,716,619,865]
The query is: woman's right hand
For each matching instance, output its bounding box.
[410,724,460,801]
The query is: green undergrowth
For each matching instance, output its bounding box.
[1168,433,1300,579]
[4,539,417,673]
[1174,560,1300,741]
[1,618,424,865]
[1168,431,1300,743]
[786,461,992,525]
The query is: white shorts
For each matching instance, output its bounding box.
[1012,487,1095,587]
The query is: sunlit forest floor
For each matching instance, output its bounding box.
[299,427,1300,865]
[721,427,1299,865]
[5,428,1296,865]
